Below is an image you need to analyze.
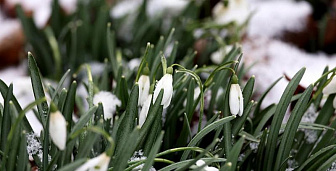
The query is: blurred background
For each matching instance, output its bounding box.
[0,0,336,133]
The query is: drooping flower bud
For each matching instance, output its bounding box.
[195,160,219,171]
[49,103,67,150]
[153,67,174,108]
[322,76,336,109]
[75,152,111,171]
[138,67,151,106]
[229,75,244,116]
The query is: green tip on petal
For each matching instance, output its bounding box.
[232,75,239,84]
[167,67,173,74]
[50,102,58,113]
[143,66,150,75]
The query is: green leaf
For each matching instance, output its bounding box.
[28,52,49,125]
[70,106,98,137]
[295,94,336,164]
[57,158,86,171]
[116,76,129,110]
[143,131,164,171]
[242,76,255,107]
[0,84,13,152]
[297,145,336,171]
[275,84,313,170]
[253,76,282,117]
[51,69,71,101]
[264,67,305,171]
[256,129,268,171]
[177,139,219,171]
[222,136,245,171]
[317,153,336,170]
[7,102,20,171]
[115,84,139,155]
[232,100,255,136]
[113,127,141,171]
[62,81,77,132]
[17,131,28,171]
[0,80,32,132]
[159,158,226,171]
[253,104,276,136]
[181,116,235,160]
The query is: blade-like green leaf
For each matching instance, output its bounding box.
[275,84,313,170]
[264,68,305,171]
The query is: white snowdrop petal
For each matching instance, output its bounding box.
[333,97,336,109]
[59,0,77,14]
[206,166,219,171]
[196,160,206,166]
[139,94,152,127]
[323,78,336,95]
[49,111,67,150]
[238,86,244,116]
[75,153,110,171]
[229,84,240,115]
[153,74,173,108]
[33,6,51,28]
[138,75,150,106]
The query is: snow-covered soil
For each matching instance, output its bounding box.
[242,0,336,108]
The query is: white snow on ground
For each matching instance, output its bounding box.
[111,0,188,19]
[243,37,336,108]
[247,0,311,38]
[5,0,78,28]
[241,0,336,108]
[0,62,43,135]
[0,11,21,43]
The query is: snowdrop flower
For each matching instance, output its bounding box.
[138,67,151,106]
[210,45,233,64]
[323,77,336,95]
[323,76,336,109]
[59,0,77,14]
[195,160,219,171]
[213,0,250,26]
[93,91,121,121]
[153,67,173,108]
[75,152,111,171]
[139,94,152,127]
[229,75,244,116]
[49,103,67,150]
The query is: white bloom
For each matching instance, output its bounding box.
[93,91,121,120]
[138,75,150,106]
[59,0,77,14]
[195,160,219,171]
[32,3,51,28]
[139,94,152,127]
[229,83,244,116]
[49,110,67,150]
[210,45,233,64]
[75,152,111,171]
[153,74,173,108]
[213,0,250,26]
[323,77,336,95]
[323,77,336,109]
